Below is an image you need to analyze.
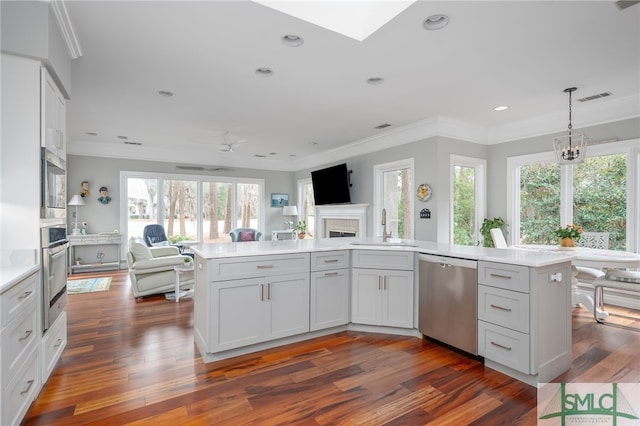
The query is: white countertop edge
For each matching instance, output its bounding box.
[190,238,577,268]
[0,263,40,293]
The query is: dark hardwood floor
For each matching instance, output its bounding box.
[22,271,640,425]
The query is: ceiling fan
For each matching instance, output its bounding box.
[219,131,246,153]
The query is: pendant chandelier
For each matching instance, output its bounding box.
[553,87,587,164]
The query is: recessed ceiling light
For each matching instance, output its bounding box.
[423,14,449,30]
[85,132,98,136]
[494,105,509,111]
[158,90,174,97]
[282,34,304,47]
[367,77,385,85]
[255,68,274,76]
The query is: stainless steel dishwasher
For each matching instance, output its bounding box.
[418,253,478,355]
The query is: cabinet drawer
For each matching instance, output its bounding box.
[211,253,310,281]
[2,301,38,384]
[4,346,39,426]
[478,285,530,334]
[42,311,67,381]
[478,320,530,374]
[478,261,529,293]
[311,251,350,272]
[352,250,414,271]
[1,271,38,327]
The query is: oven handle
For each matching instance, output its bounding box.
[48,242,69,257]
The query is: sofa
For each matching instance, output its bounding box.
[126,236,194,298]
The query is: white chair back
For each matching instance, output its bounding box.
[490,228,508,248]
[577,232,609,250]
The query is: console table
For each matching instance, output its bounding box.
[68,233,122,274]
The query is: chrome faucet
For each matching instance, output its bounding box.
[381,208,392,242]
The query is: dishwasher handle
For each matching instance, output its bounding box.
[418,253,477,270]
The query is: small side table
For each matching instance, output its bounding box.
[174,264,194,302]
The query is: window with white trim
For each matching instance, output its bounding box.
[374,159,414,239]
[450,155,486,245]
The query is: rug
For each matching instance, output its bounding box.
[67,277,112,294]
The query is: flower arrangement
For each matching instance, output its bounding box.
[554,224,583,240]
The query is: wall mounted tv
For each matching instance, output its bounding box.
[311,163,351,205]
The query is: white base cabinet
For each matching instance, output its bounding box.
[477,260,572,385]
[310,251,350,331]
[1,270,41,426]
[351,250,414,329]
[195,253,311,355]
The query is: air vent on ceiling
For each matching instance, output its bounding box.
[175,165,230,172]
[576,92,612,103]
[124,141,142,146]
[374,123,392,129]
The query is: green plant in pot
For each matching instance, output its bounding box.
[479,217,507,247]
[296,220,308,239]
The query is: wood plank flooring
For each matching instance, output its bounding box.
[22,271,640,425]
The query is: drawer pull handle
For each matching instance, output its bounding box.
[53,338,63,348]
[19,329,33,341]
[490,304,512,312]
[490,341,512,351]
[257,265,274,269]
[490,273,512,280]
[324,272,339,276]
[324,259,339,263]
[20,379,35,395]
[18,291,33,300]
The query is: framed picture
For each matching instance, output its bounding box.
[271,193,289,207]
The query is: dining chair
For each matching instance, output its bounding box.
[593,269,640,331]
[490,228,508,248]
[576,232,610,250]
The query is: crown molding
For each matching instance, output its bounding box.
[50,0,82,59]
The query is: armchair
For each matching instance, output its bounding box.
[126,237,194,298]
[230,228,262,242]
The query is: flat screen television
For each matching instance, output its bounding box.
[311,163,351,205]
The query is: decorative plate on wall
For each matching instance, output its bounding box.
[417,183,432,202]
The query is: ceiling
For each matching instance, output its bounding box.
[63,1,640,172]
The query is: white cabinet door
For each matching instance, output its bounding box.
[352,268,414,328]
[310,269,349,331]
[382,270,413,328]
[266,273,310,339]
[351,269,383,325]
[213,278,265,351]
[41,69,66,158]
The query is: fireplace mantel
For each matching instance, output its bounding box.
[315,204,368,238]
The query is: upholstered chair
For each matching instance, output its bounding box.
[229,228,262,242]
[126,236,193,298]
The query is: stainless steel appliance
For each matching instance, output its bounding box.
[40,147,66,219]
[42,225,69,332]
[418,253,478,355]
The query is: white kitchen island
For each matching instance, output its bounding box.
[191,238,575,386]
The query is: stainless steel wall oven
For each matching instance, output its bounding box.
[40,147,66,219]
[42,225,69,332]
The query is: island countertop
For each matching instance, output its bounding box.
[190,237,575,268]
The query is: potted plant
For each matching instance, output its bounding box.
[479,217,507,247]
[555,224,583,247]
[296,220,308,239]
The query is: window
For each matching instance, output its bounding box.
[450,155,486,245]
[374,159,414,239]
[297,178,315,239]
[507,139,639,251]
[121,172,264,245]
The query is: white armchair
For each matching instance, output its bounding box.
[126,237,194,298]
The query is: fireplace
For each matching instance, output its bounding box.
[315,204,368,239]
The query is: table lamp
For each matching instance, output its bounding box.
[68,194,86,235]
[282,205,298,229]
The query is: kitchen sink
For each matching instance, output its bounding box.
[350,241,418,247]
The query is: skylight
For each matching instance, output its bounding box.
[254,1,416,41]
